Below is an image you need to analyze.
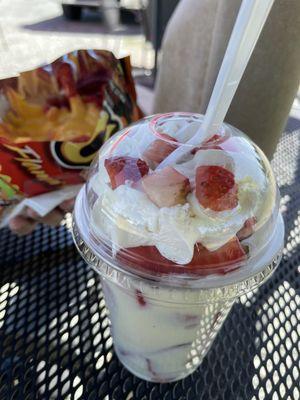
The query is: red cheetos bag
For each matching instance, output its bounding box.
[0,50,142,210]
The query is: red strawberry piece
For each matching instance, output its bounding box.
[104,156,149,189]
[117,237,246,276]
[189,238,246,270]
[142,166,191,207]
[237,217,257,240]
[191,147,200,155]
[206,134,223,143]
[117,245,169,274]
[201,134,224,150]
[135,289,147,307]
[198,134,241,153]
[195,165,238,211]
[191,134,224,154]
[143,134,178,168]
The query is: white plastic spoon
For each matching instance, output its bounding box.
[158,0,275,169]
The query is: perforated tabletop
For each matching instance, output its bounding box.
[0,130,299,400]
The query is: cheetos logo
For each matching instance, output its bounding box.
[50,107,122,169]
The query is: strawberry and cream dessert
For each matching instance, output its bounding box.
[73,113,284,382]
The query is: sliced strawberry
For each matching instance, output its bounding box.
[189,238,246,270]
[142,166,191,207]
[237,217,257,240]
[143,134,178,168]
[135,289,147,307]
[117,237,246,276]
[195,165,238,211]
[104,156,149,189]
[206,134,223,143]
[191,134,224,154]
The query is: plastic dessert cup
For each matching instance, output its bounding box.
[72,113,284,382]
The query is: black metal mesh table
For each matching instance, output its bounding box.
[0,130,299,400]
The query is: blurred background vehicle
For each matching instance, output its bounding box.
[60,0,179,77]
[61,0,137,26]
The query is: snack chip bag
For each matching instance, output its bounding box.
[0,49,142,206]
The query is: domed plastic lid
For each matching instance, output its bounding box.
[74,113,283,284]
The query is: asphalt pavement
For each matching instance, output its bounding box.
[0,0,154,78]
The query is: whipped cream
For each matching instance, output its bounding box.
[156,205,198,264]
[91,185,158,251]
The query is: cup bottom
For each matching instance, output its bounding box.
[115,346,198,383]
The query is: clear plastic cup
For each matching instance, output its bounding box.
[72,113,284,382]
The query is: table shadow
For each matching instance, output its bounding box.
[22,11,142,36]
